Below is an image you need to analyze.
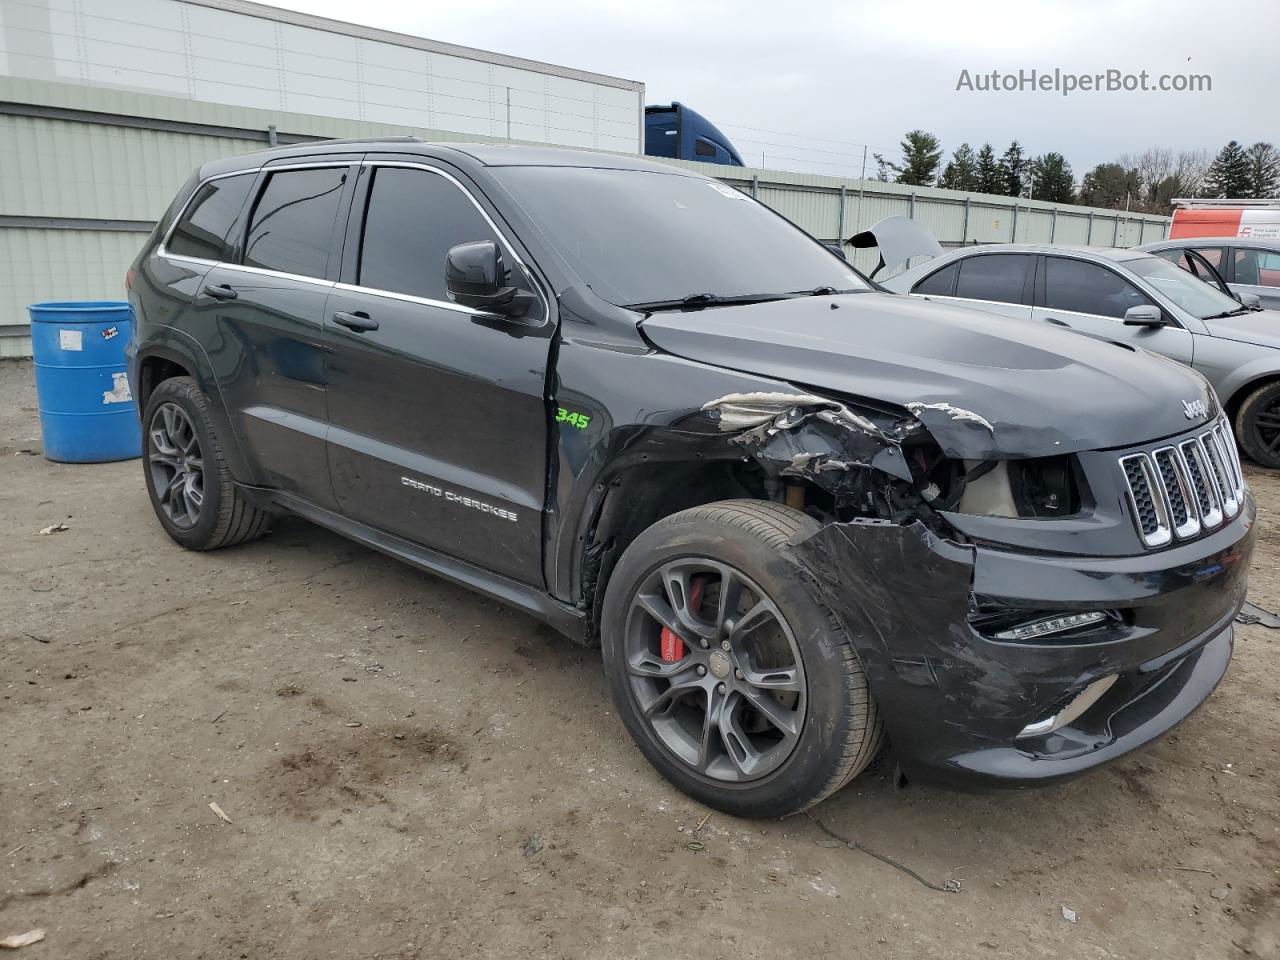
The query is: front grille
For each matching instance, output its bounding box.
[1119,418,1246,548]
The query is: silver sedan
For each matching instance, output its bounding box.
[1136,236,1280,311]
[880,243,1280,467]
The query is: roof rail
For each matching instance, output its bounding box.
[1172,197,1280,209]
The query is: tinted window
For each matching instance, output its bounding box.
[358,168,501,302]
[1189,246,1224,269]
[695,138,716,157]
[913,262,958,295]
[166,174,254,261]
[1234,248,1280,287]
[490,167,867,306]
[1043,257,1148,319]
[1127,255,1241,320]
[953,254,1030,304]
[243,167,347,279]
[1160,249,1222,284]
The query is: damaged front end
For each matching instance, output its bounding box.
[699,391,1256,788]
[699,391,1085,532]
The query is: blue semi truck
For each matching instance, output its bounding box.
[644,102,744,166]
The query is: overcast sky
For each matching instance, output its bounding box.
[271,0,1278,179]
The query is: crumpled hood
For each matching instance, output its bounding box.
[1203,310,1280,350]
[640,291,1217,459]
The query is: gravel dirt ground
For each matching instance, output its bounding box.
[1,356,1278,960]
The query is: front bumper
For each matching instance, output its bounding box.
[794,493,1256,789]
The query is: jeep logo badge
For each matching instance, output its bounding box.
[1182,399,1207,420]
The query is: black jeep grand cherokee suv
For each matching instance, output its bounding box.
[127,139,1256,817]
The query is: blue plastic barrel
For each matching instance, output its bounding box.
[28,301,141,463]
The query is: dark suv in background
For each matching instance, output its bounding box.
[128,139,1255,817]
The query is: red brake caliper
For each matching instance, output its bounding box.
[660,577,704,662]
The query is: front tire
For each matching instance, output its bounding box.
[601,500,883,818]
[1235,380,1280,469]
[142,376,271,550]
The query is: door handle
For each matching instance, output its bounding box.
[203,283,238,301]
[333,311,379,332]
[1042,316,1071,327]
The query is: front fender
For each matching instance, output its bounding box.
[1206,348,1280,411]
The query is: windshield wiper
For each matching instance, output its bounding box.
[787,286,863,297]
[1202,307,1254,320]
[626,292,798,313]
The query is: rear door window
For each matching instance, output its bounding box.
[913,262,959,296]
[166,173,255,261]
[1234,248,1280,287]
[1042,257,1149,319]
[243,167,348,280]
[357,167,504,303]
[953,254,1031,304]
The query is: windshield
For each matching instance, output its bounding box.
[491,167,868,307]
[1126,255,1244,320]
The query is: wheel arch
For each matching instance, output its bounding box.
[1224,370,1280,423]
[133,333,252,482]
[573,453,835,646]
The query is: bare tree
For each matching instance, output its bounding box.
[1172,149,1210,198]
[1111,147,1209,211]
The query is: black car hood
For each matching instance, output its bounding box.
[640,292,1216,459]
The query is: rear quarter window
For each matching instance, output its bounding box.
[912,262,958,296]
[165,173,255,262]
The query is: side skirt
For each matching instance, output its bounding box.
[241,485,590,643]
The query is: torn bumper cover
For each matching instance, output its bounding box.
[794,499,1256,788]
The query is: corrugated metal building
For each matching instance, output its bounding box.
[0,0,1169,357]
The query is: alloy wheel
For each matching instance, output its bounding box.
[1251,396,1280,459]
[623,559,807,782]
[148,402,205,529]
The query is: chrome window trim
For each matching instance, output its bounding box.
[156,157,552,320]
[157,166,263,261]
[351,159,551,322]
[333,282,483,316]
[157,162,354,275]
[217,262,337,289]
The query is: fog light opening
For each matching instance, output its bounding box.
[1017,674,1119,739]
[993,611,1109,642]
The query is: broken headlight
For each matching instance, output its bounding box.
[948,455,1084,519]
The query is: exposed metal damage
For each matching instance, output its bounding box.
[699,391,956,526]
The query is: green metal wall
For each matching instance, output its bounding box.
[0,76,1171,356]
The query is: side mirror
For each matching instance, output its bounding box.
[822,242,848,261]
[445,240,524,315]
[1123,305,1166,328]
[1239,292,1263,310]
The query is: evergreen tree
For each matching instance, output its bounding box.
[975,143,1002,194]
[1203,141,1253,198]
[1000,140,1029,197]
[1029,153,1075,203]
[879,130,943,186]
[938,143,979,191]
[1078,163,1141,209]
[1246,142,1280,199]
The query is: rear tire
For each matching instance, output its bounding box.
[601,499,884,818]
[142,376,271,550]
[1234,380,1280,469]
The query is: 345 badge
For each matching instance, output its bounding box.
[556,407,592,430]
